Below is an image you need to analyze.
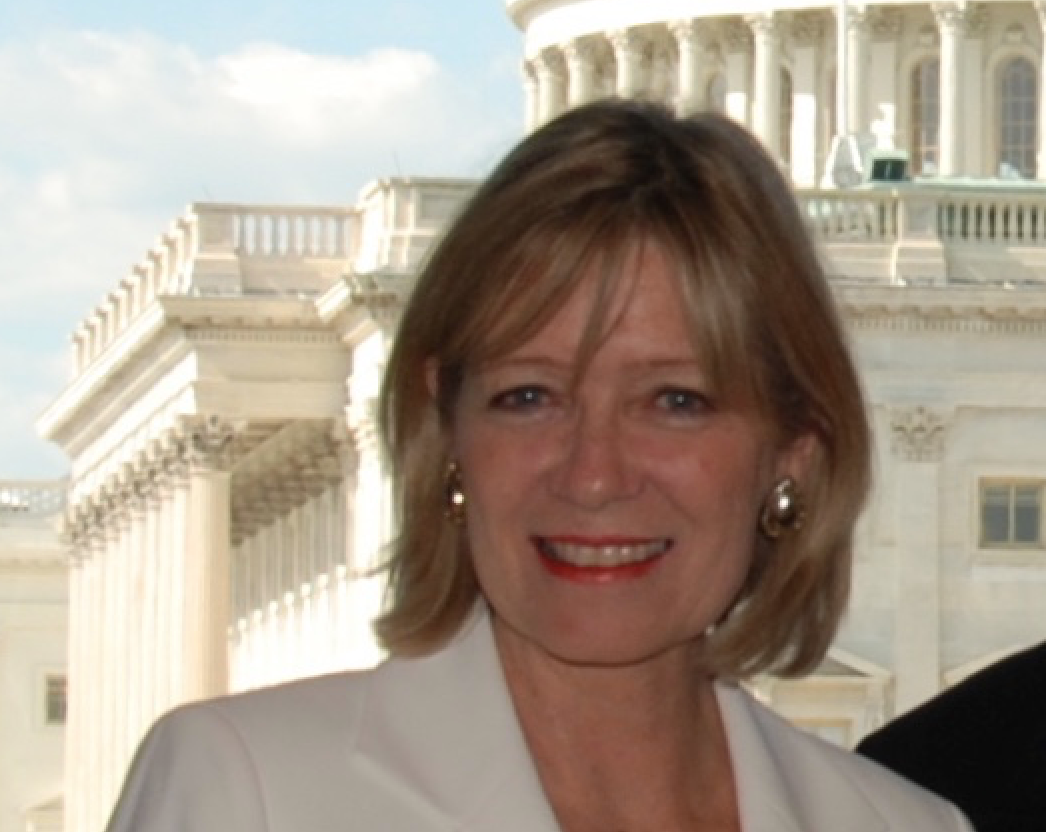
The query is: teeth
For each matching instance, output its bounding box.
[539,539,669,567]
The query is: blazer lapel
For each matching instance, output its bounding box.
[352,608,561,832]
[718,683,888,832]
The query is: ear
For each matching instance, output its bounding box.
[776,430,820,485]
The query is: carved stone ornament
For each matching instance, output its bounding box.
[187,416,238,472]
[869,7,902,40]
[723,19,754,52]
[932,2,969,36]
[792,11,827,46]
[890,406,948,462]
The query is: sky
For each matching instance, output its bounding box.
[0,0,525,478]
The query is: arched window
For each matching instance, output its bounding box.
[707,73,726,112]
[998,56,1037,178]
[780,68,793,164]
[911,58,940,175]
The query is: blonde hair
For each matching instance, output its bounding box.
[376,100,871,678]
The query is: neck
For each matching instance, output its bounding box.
[493,616,740,832]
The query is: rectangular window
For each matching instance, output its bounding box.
[980,480,1043,548]
[44,675,67,726]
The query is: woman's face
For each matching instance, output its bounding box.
[451,244,807,669]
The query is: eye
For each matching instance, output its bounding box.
[654,387,709,415]
[489,384,553,412]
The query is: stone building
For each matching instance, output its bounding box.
[36,1,1046,829]
[0,481,67,832]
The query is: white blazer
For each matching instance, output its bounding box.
[108,611,974,832]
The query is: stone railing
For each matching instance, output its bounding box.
[71,204,360,375]
[0,479,68,519]
[797,183,1046,285]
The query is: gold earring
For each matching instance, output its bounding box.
[759,477,805,539]
[444,462,466,525]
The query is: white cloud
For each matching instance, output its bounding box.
[0,29,521,476]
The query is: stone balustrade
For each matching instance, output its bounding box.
[70,204,359,376]
[0,479,68,519]
[799,183,1046,285]
[68,179,1046,382]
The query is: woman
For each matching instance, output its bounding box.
[107,100,973,831]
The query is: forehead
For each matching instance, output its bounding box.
[499,243,693,361]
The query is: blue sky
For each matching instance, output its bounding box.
[0,1,524,477]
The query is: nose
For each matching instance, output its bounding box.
[549,406,641,509]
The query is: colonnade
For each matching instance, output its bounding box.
[61,413,387,832]
[521,3,1046,183]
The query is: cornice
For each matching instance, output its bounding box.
[835,285,1046,334]
[39,295,333,448]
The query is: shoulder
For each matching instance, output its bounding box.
[108,666,388,832]
[856,641,1046,830]
[858,641,1046,764]
[722,686,972,831]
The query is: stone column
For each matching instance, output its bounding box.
[790,12,825,186]
[1035,3,1046,178]
[748,13,781,156]
[100,498,124,816]
[182,418,235,701]
[724,20,753,127]
[522,60,540,133]
[868,9,902,150]
[123,472,148,764]
[934,3,967,176]
[890,406,947,712]
[846,8,870,134]
[670,20,703,116]
[609,29,644,99]
[534,48,567,125]
[81,517,105,832]
[564,38,596,107]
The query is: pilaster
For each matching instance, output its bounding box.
[889,405,948,712]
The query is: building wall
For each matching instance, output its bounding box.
[0,484,67,832]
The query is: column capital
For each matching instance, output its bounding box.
[667,18,700,47]
[723,19,753,53]
[869,8,903,41]
[844,6,871,35]
[534,46,566,81]
[890,406,949,462]
[182,416,242,473]
[791,11,827,46]
[932,2,970,36]
[1036,1,1046,29]
[608,28,645,59]
[745,11,779,39]
[562,37,597,67]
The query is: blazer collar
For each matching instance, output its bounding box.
[354,608,888,832]
[718,683,888,832]
[353,606,560,831]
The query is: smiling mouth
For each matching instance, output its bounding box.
[535,537,671,568]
